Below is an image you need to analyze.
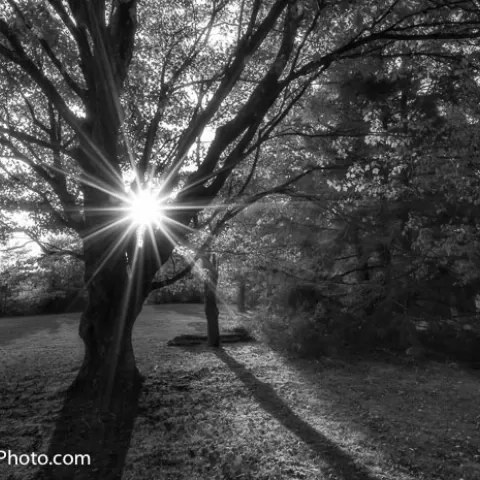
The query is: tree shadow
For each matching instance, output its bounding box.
[213,348,381,480]
[35,374,142,480]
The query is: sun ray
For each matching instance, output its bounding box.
[82,223,137,289]
[81,215,133,244]
[68,223,137,315]
[146,218,184,254]
[79,174,131,205]
[100,231,140,410]
[160,215,198,235]
[144,223,165,267]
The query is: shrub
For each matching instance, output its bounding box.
[38,290,87,314]
[257,278,480,366]
[253,305,342,358]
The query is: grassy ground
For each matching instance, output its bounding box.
[1,306,479,479]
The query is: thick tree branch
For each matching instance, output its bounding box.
[137,8,220,182]
[3,1,86,99]
[0,126,57,151]
[150,262,195,291]
[151,162,336,292]
[167,0,289,175]
[180,1,303,202]
[292,6,480,79]
[108,0,137,84]
[0,19,89,144]
[37,36,87,100]
[47,0,93,81]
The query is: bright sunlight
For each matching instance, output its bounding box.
[127,188,165,227]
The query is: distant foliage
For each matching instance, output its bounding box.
[0,235,84,316]
[149,274,203,304]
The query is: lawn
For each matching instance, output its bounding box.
[1,305,479,479]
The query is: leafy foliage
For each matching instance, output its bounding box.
[0,233,84,315]
[214,43,480,365]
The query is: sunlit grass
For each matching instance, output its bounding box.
[2,305,479,480]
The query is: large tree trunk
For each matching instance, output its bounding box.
[36,226,168,479]
[32,6,150,477]
[75,270,142,406]
[36,259,147,479]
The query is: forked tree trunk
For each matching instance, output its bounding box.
[204,254,220,347]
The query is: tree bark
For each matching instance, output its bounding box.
[74,269,142,407]
[204,254,220,347]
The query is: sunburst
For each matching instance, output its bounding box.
[127,187,166,227]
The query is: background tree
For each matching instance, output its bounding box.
[235,41,480,360]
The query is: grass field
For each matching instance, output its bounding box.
[1,305,480,479]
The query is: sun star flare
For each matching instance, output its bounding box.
[128,188,165,227]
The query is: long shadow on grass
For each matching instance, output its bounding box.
[214,348,381,480]
[34,374,142,480]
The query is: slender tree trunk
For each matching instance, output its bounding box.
[351,224,376,316]
[237,276,246,313]
[204,254,220,347]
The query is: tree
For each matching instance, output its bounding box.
[252,47,480,357]
[202,253,220,346]
[1,1,480,477]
